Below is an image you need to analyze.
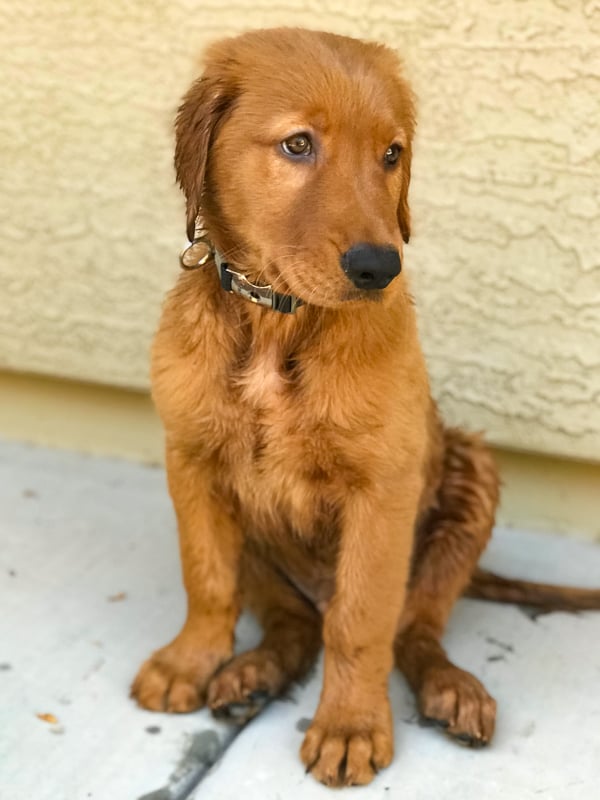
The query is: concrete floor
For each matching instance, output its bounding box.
[1,440,599,800]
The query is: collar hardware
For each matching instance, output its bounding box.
[179,216,303,315]
[215,252,302,314]
[179,218,213,270]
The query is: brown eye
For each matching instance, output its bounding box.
[384,143,402,167]
[281,133,313,158]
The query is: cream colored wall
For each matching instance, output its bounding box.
[1,1,599,461]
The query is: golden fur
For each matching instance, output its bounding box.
[132,28,503,787]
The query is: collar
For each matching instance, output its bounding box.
[179,219,303,315]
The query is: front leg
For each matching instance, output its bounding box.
[301,485,419,786]
[131,445,242,712]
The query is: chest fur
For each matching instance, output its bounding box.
[216,345,347,533]
[153,283,427,539]
[235,343,286,409]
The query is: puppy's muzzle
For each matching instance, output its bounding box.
[341,243,401,291]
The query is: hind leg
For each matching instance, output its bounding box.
[395,428,500,746]
[207,549,322,724]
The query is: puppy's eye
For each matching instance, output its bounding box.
[383,143,403,167]
[281,133,313,158]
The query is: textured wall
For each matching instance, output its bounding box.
[1,1,599,461]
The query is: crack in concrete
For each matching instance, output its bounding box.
[137,708,269,800]
[137,727,239,800]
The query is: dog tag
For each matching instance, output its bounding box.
[179,240,212,270]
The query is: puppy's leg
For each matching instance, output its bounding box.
[395,429,499,745]
[301,489,418,787]
[131,446,242,712]
[207,550,322,724]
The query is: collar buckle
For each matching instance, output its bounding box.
[179,216,303,314]
[216,253,302,314]
[223,266,278,310]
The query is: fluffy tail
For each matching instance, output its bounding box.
[465,567,600,612]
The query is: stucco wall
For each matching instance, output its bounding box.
[1,1,599,461]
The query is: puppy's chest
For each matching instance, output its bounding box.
[216,345,346,525]
[235,343,287,410]
[225,344,311,465]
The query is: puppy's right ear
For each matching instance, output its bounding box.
[174,74,233,241]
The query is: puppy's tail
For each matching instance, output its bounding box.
[464,567,600,612]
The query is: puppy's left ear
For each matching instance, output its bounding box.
[174,74,234,241]
[397,140,412,245]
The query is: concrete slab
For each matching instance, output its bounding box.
[1,440,598,800]
[0,441,259,800]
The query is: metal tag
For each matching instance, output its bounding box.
[179,239,212,270]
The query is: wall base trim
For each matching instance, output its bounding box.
[1,371,597,541]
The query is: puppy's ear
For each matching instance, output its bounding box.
[397,140,412,244]
[392,72,415,245]
[174,74,234,241]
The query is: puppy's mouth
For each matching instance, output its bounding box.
[271,243,401,308]
[343,286,386,304]
[282,264,395,308]
[270,268,391,310]
[211,249,398,312]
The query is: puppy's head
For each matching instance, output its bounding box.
[175,28,415,307]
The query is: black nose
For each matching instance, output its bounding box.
[341,243,401,290]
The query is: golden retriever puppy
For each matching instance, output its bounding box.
[131,27,597,786]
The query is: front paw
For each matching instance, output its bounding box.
[131,637,230,713]
[300,701,394,787]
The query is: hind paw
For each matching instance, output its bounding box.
[207,648,286,724]
[418,664,496,746]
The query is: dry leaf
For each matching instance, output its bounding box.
[37,713,58,725]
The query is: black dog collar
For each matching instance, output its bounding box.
[179,220,303,315]
[214,252,303,314]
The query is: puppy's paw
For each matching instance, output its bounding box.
[418,665,496,746]
[131,639,229,713]
[300,705,393,787]
[207,648,286,724]
[207,647,290,725]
